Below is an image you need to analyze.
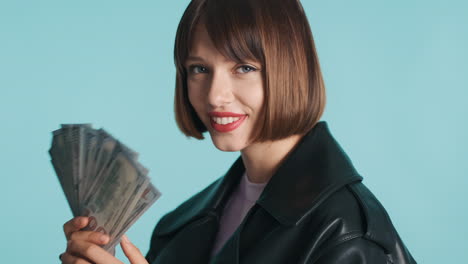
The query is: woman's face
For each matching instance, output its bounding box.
[185,26,264,152]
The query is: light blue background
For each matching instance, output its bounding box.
[0,0,466,263]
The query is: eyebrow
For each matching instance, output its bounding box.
[186,56,206,62]
[186,55,234,64]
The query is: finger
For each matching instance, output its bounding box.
[121,235,148,264]
[67,239,123,264]
[60,252,92,264]
[70,231,110,245]
[63,217,89,240]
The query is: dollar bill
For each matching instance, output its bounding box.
[48,124,161,252]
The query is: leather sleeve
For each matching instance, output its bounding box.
[311,237,390,264]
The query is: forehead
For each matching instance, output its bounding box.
[190,25,211,48]
[184,18,262,66]
[188,25,229,62]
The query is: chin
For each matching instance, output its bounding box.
[210,136,245,152]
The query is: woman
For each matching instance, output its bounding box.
[60,0,417,263]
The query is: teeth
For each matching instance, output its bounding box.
[212,116,241,125]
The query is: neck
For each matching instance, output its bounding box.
[240,134,303,184]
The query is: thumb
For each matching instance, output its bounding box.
[120,235,148,264]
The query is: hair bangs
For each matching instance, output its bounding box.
[200,0,264,65]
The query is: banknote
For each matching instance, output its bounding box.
[49,124,161,251]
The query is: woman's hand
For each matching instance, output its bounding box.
[60,216,148,264]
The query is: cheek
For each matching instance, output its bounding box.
[240,81,264,112]
[187,85,204,111]
[252,87,264,110]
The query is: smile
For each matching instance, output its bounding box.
[209,113,247,133]
[211,117,241,125]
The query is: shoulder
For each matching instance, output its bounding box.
[152,177,224,236]
[303,181,416,263]
[145,178,223,262]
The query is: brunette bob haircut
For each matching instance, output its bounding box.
[174,0,326,141]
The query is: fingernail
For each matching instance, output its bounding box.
[100,235,109,243]
[121,235,129,243]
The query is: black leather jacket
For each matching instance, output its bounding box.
[146,121,417,263]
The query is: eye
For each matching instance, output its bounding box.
[188,65,208,74]
[236,65,257,74]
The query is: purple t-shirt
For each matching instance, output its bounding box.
[210,171,268,256]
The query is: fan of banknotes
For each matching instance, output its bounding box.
[49,124,161,251]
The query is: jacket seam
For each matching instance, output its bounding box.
[347,183,396,253]
[293,174,363,226]
[308,232,363,263]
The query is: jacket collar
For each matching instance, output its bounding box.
[155,121,363,235]
[257,121,363,225]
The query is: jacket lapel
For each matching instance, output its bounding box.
[213,121,364,263]
[151,121,364,263]
[153,159,244,237]
[150,158,244,263]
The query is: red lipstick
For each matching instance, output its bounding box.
[209,112,247,133]
[209,112,246,117]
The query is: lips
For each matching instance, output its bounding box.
[209,111,246,117]
[209,112,247,133]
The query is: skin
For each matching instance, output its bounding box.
[187,25,304,183]
[60,24,304,263]
[60,216,148,264]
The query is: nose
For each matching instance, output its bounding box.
[207,71,234,108]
